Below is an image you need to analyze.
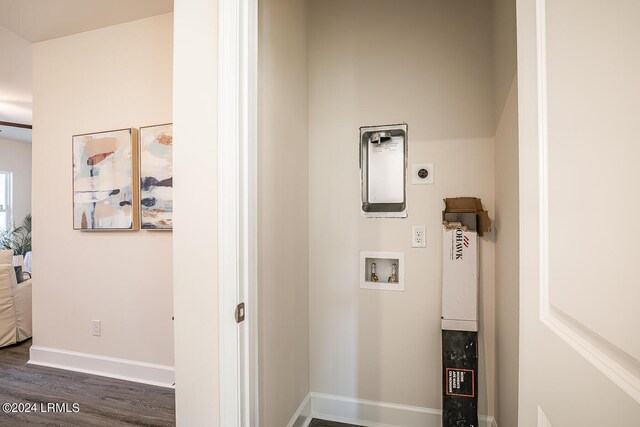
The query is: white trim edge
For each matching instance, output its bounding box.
[287,393,312,427]
[287,392,497,427]
[28,346,174,388]
[218,0,243,424]
[219,0,259,424]
[537,406,552,427]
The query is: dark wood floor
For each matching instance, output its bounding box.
[310,419,363,427]
[0,339,175,426]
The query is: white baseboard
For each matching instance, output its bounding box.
[28,345,175,388]
[287,392,312,427]
[287,392,497,427]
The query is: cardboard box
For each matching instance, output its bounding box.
[441,198,488,427]
[441,197,490,236]
[441,197,490,332]
[441,226,479,332]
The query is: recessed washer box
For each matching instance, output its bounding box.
[360,251,404,291]
[359,124,408,218]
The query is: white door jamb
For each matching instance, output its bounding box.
[218,0,259,425]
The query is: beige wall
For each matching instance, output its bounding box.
[493,0,519,121]
[172,0,220,424]
[31,14,173,365]
[495,79,520,426]
[258,0,310,425]
[0,25,32,126]
[0,138,31,225]
[492,0,520,426]
[493,76,519,427]
[308,0,496,415]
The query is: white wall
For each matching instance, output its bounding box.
[31,13,174,371]
[172,0,220,424]
[0,138,31,225]
[258,0,310,425]
[308,0,496,416]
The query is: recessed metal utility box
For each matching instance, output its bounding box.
[359,123,408,218]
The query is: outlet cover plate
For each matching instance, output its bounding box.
[412,163,435,185]
[92,320,101,337]
[412,225,426,248]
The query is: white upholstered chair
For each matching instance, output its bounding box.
[0,250,32,347]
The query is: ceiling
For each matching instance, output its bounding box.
[0,0,173,142]
[0,0,173,42]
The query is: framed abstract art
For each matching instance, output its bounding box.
[139,123,173,230]
[72,128,138,230]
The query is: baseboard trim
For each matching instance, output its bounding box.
[287,392,312,427]
[28,345,175,388]
[307,392,497,427]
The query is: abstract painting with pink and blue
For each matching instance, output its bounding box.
[140,124,173,230]
[72,129,135,230]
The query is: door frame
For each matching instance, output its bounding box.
[218,0,259,425]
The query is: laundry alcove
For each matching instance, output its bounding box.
[257,0,519,426]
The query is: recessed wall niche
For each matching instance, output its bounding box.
[359,251,405,292]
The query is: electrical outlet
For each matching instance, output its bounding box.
[412,163,435,185]
[412,226,426,248]
[92,320,101,337]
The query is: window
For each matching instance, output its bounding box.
[0,172,12,232]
